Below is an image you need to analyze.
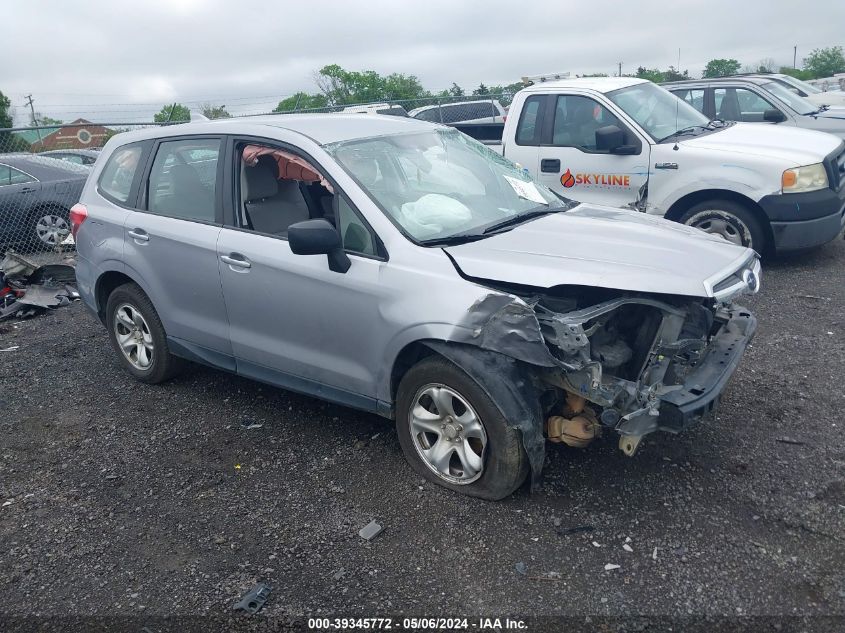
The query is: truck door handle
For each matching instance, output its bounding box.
[540,159,561,173]
[127,229,149,243]
[220,253,251,270]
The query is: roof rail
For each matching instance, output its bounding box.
[521,72,570,86]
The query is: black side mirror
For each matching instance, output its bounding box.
[595,125,624,152]
[595,125,637,154]
[288,218,351,273]
[763,108,787,123]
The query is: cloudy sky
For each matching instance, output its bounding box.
[3,0,843,125]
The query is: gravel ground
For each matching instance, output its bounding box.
[1,240,844,631]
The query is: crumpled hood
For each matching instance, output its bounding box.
[444,205,755,298]
[680,122,842,164]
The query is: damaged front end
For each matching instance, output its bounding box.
[460,257,760,463]
[534,290,756,455]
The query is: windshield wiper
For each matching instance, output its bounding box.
[421,232,489,247]
[480,205,566,234]
[658,125,707,143]
[421,203,569,246]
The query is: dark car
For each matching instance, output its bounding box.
[0,154,88,251]
[40,149,101,166]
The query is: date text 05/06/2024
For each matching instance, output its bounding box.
[307,617,528,630]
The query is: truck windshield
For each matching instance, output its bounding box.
[762,81,817,115]
[607,82,710,142]
[325,128,565,243]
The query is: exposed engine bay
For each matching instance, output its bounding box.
[459,276,758,459]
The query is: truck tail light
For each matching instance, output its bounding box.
[69,203,88,238]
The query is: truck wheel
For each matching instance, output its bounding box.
[105,282,184,384]
[679,200,766,253]
[396,356,529,500]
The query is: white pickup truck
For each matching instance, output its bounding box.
[459,77,845,255]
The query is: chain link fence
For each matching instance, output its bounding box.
[268,92,514,123]
[0,122,162,266]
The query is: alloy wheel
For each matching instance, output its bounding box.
[113,303,154,370]
[408,384,487,484]
[35,213,70,246]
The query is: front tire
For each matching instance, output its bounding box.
[105,282,183,384]
[396,356,528,500]
[679,199,767,253]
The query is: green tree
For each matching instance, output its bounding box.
[779,66,815,81]
[0,90,14,129]
[154,103,191,123]
[29,113,62,126]
[200,103,231,119]
[803,46,845,78]
[273,92,329,112]
[480,82,525,106]
[314,64,427,105]
[0,90,30,152]
[663,66,689,82]
[472,83,490,96]
[636,66,665,82]
[703,58,741,78]
[448,83,464,97]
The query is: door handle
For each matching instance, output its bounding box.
[127,229,149,243]
[540,158,561,173]
[20,187,36,193]
[220,253,251,269]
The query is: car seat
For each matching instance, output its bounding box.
[243,156,310,236]
[164,165,214,221]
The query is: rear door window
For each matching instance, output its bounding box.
[0,164,33,186]
[146,138,221,223]
[673,88,705,112]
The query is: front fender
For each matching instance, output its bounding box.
[423,341,547,490]
[651,166,771,215]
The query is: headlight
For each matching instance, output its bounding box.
[782,163,828,193]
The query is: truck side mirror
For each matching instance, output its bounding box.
[595,125,637,155]
[763,108,787,123]
[288,218,351,273]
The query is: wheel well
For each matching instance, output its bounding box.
[95,271,134,321]
[664,189,774,249]
[390,341,438,403]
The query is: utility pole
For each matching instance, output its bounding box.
[618,61,623,77]
[793,45,797,69]
[24,94,43,145]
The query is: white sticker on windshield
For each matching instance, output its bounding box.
[503,175,547,204]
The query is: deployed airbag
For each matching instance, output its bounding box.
[399,194,472,237]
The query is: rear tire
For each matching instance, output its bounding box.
[679,199,767,253]
[396,356,528,500]
[105,282,184,384]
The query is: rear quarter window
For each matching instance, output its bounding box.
[98,144,145,204]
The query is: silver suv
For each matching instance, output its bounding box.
[663,76,845,139]
[73,115,759,500]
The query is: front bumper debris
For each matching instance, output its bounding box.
[655,308,756,432]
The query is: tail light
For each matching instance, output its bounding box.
[69,203,88,238]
